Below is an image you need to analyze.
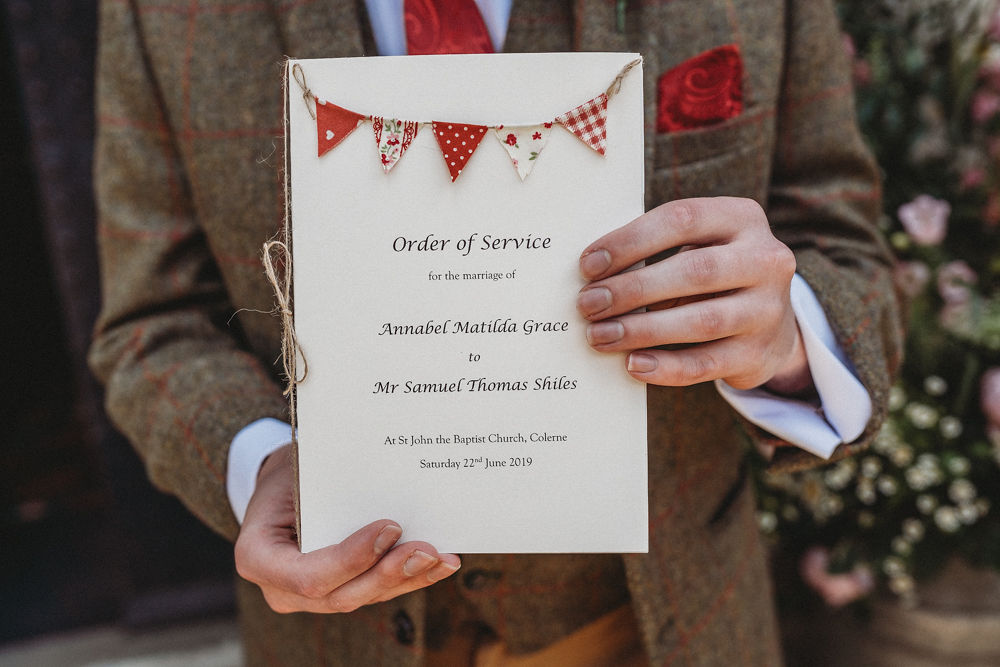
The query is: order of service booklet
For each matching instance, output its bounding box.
[286,52,648,554]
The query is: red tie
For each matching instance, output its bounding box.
[404,0,494,55]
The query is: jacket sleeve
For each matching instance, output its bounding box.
[764,0,903,472]
[88,0,288,539]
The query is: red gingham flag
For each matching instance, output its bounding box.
[555,93,609,156]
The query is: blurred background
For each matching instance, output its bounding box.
[3,0,1000,665]
[0,1,238,663]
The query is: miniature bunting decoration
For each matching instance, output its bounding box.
[372,117,419,173]
[315,99,366,157]
[294,58,641,179]
[494,123,554,181]
[554,93,609,156]
[432,122,488,181]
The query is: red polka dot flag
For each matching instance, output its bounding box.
[432,121,488,181]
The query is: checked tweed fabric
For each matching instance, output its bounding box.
[556,92,609,155]
[91,0,902,664]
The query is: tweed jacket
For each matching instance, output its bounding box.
[90,0,901,664]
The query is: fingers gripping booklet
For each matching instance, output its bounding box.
[285,53,647,554]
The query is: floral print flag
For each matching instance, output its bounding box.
[493,123,554,181]
[372,117,419,173]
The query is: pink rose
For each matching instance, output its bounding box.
[981,367,1000,426]
[898,195,950,245]
[800,547,875,607]
[937,260,977,304]
[893,261,930,298]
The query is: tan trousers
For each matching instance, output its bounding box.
[428,605,648,667]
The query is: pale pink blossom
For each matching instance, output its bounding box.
[986,192,1000,227]
[981,367,1000,426]
[961,166,987,190]
[842,33,857,59]
[972,90,1000,123]
[898,195,950,245]
[989,7,1000,42]
[853,60,873,87]
[939,300,973,334]
[937,261,978,304]
[893,261,931,298]
[800,547,875,607]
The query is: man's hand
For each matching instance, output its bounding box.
[578,197,811,393]
[234,444,461,613]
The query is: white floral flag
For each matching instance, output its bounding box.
[372,117,419,173]
[493,123,554,181]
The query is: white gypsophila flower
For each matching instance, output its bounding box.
[902,518,926,541]
[959,503,980,525]
[820,495,844,518]
[892,536,913,555]
[824,466,853,491]
[889,386,907,411]
[758,512,778,533]
[889,573,916,596]
[917,494,939,514]
[906,467,935,491]
[857,480,878,505]
[781,504,800,522]
[977,498,991,516]
[906,402,940,429]
[948,479,977,504]
[876,420,903,461]
[858,510,876,528]
[890,444,915,468]
[861,457,883,479]
[924,375,948,396]
[946,455,970,476]
[917,453,939,467]
[878,476,899,496]
[934,506,962,532]
[883,556,905,577]
[939,416,963,440]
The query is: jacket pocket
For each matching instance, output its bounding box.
[649,108,773,203]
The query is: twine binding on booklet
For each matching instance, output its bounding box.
[606,57,641,98]
[292,63,316,119]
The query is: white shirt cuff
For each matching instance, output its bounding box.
[226,418,293,524]
[715,273,872,459]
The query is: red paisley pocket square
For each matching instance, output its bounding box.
[656,44,744,133]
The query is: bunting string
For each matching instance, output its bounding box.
[292,57,642,181]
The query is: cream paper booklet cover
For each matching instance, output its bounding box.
[286,53,647,554]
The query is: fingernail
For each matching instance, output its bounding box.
[403,550,438,577]
[577,287,613,317]
[427,560,461,583]
[580,249,612,279]
[628,352,658,373]
[374,524,402,556]
[587,321,624,345]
